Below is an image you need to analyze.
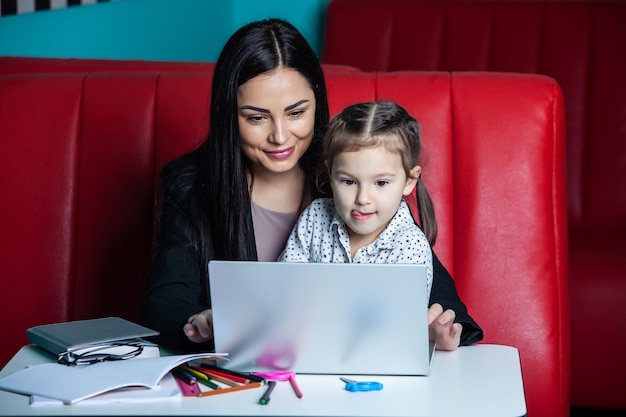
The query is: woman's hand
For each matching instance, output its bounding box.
[428,303,462,351]
[183,309,214,343]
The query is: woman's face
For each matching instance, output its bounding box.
[237,67,316,177]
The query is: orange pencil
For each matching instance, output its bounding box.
[200,381,264,397]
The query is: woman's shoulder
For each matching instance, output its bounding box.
[161,148,203,199]
[162,148,201,182]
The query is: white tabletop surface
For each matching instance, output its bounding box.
[0,343,526,417]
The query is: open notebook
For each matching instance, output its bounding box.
[209,261,434,376]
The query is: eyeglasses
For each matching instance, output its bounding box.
[57,341,145,366]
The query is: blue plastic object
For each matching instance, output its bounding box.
[340,377,383,392]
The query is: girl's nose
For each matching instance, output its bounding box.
[355,186,371,205]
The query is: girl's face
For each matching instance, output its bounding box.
[330,146,420,249]
[237,68,316,177]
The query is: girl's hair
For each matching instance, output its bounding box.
[161,19,330,304]
[320,101,437,245]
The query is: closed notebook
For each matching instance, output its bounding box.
[27,317,159,359]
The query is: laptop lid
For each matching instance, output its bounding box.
[208,261,433,376]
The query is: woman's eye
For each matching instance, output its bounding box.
[247,115,265,124]
[289,110,305,118]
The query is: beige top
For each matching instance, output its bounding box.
[251,202,300,262]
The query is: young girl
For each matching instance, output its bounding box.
[278,101,436,297]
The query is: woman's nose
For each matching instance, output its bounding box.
[269,120,288,145]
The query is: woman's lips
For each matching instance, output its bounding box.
[266,146,295,159]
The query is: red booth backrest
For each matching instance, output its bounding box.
[324,0,626,234]
[0,56,216,73]
[323,1,626,410]
[0,56,360,76]
[0,70,567,417]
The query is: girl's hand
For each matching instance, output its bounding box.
[428,303,462,351]
[183,309,214,343]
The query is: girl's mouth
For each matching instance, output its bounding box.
[351,210,374,221]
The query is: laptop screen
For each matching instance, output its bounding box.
[208,261,432,375]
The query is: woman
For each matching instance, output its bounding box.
[141,18,483,353]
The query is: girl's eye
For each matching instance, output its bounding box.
[340,179,356,185]
[375,180,389,187]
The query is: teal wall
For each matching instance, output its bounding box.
[0,0,331,61]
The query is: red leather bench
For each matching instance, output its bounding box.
[0,56,359,75]
[0,56,216,73]
[323,0,626,410]
[0,66,567,417]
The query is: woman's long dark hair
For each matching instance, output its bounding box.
[160,19,329,305]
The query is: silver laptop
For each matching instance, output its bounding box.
[208,261,434,376]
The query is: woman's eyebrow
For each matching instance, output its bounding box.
[240,105,269,113]
[285,99,309,111]
[240,99,309,114]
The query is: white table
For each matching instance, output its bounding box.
[0,344,526,416]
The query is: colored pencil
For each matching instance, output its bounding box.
[289,374,303,398]
[200,381,264,397]
[180,366,220,390]
[200,363,264,383]
[188,366,239,387]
